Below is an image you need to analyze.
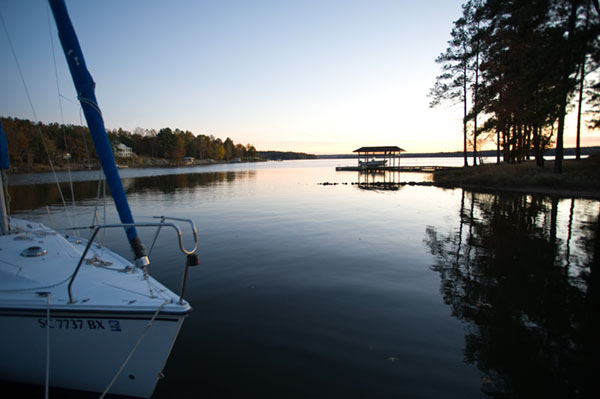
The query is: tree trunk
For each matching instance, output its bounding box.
[497,129,500,164]
[473,117,478,166]
[473,47,480,167]
[554,0,578,174]
[554,96,567,173]
[463,65,468,167]
[533,125,545,167]
[576,58,585,160]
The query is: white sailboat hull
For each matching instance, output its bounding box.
[0,310,186,397]
[0,219,192,398]
[1,2,197,395]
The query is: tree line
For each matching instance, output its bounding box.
[0,117,259,168]
[256,151,316,160]
[430,0,600,172]
[112,126,257,162]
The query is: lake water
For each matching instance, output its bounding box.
[5,159,599,398]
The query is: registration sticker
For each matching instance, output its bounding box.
[37,318,122,332]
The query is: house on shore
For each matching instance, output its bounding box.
[183,156,195,165]
[113,143,133,158]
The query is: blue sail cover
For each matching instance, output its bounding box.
[0,122,9,169]
[48,0,145,258]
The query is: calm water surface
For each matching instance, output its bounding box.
[6,159,599,398]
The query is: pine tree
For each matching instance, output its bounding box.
[429,0,485,167]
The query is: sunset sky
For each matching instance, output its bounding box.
[1,0,597,154]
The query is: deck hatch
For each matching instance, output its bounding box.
[20,246,47,257]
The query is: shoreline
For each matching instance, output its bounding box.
[431,155,600,200]
[6,158,266,174]
[9,156,600,200]
[433,182,600,200]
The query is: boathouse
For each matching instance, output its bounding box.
[353,146,405,169]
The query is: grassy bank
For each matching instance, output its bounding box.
[432,153,600,199]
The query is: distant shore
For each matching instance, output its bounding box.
[7,150,319,174]
[317,146,600,160]
[431,154,600,200]
[6,157,265,174]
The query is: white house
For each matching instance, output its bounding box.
[114,142,133,158]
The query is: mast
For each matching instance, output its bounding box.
[47,0,148,266]
[0,122,10,235]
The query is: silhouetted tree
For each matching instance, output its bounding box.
[588,82,600,129]
[430,1,485,167]
[435,0,600,168]
[478,0,563,164]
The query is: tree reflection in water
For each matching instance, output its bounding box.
[425,191,599,398]
[8,170,255,212]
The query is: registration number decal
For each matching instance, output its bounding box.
[38,318,121,331]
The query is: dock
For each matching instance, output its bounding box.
[335,165,454,172]
[337,146,457,173]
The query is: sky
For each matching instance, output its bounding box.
[0,0,598,155]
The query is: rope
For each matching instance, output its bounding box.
[98,300,170,399]
[90,170,107,248]
[143,266,156,298]
[78,97,104,118]
[91,169,103,239]
[43,293,52,399]
[46,205,55,230]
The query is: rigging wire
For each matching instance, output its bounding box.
[78,106,92,169]
[0,8,74,229]
[47,1,103,235]
[90,168,108,249]
[45,0,78,237]
[56,94,93,169]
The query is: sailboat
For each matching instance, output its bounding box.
[0,0,198,397]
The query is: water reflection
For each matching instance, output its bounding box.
[127,170,255,194]
[7,171,255,212]
[356,170,403,190]
[424,191,599,398]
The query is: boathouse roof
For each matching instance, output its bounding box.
[353,146,405,153]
